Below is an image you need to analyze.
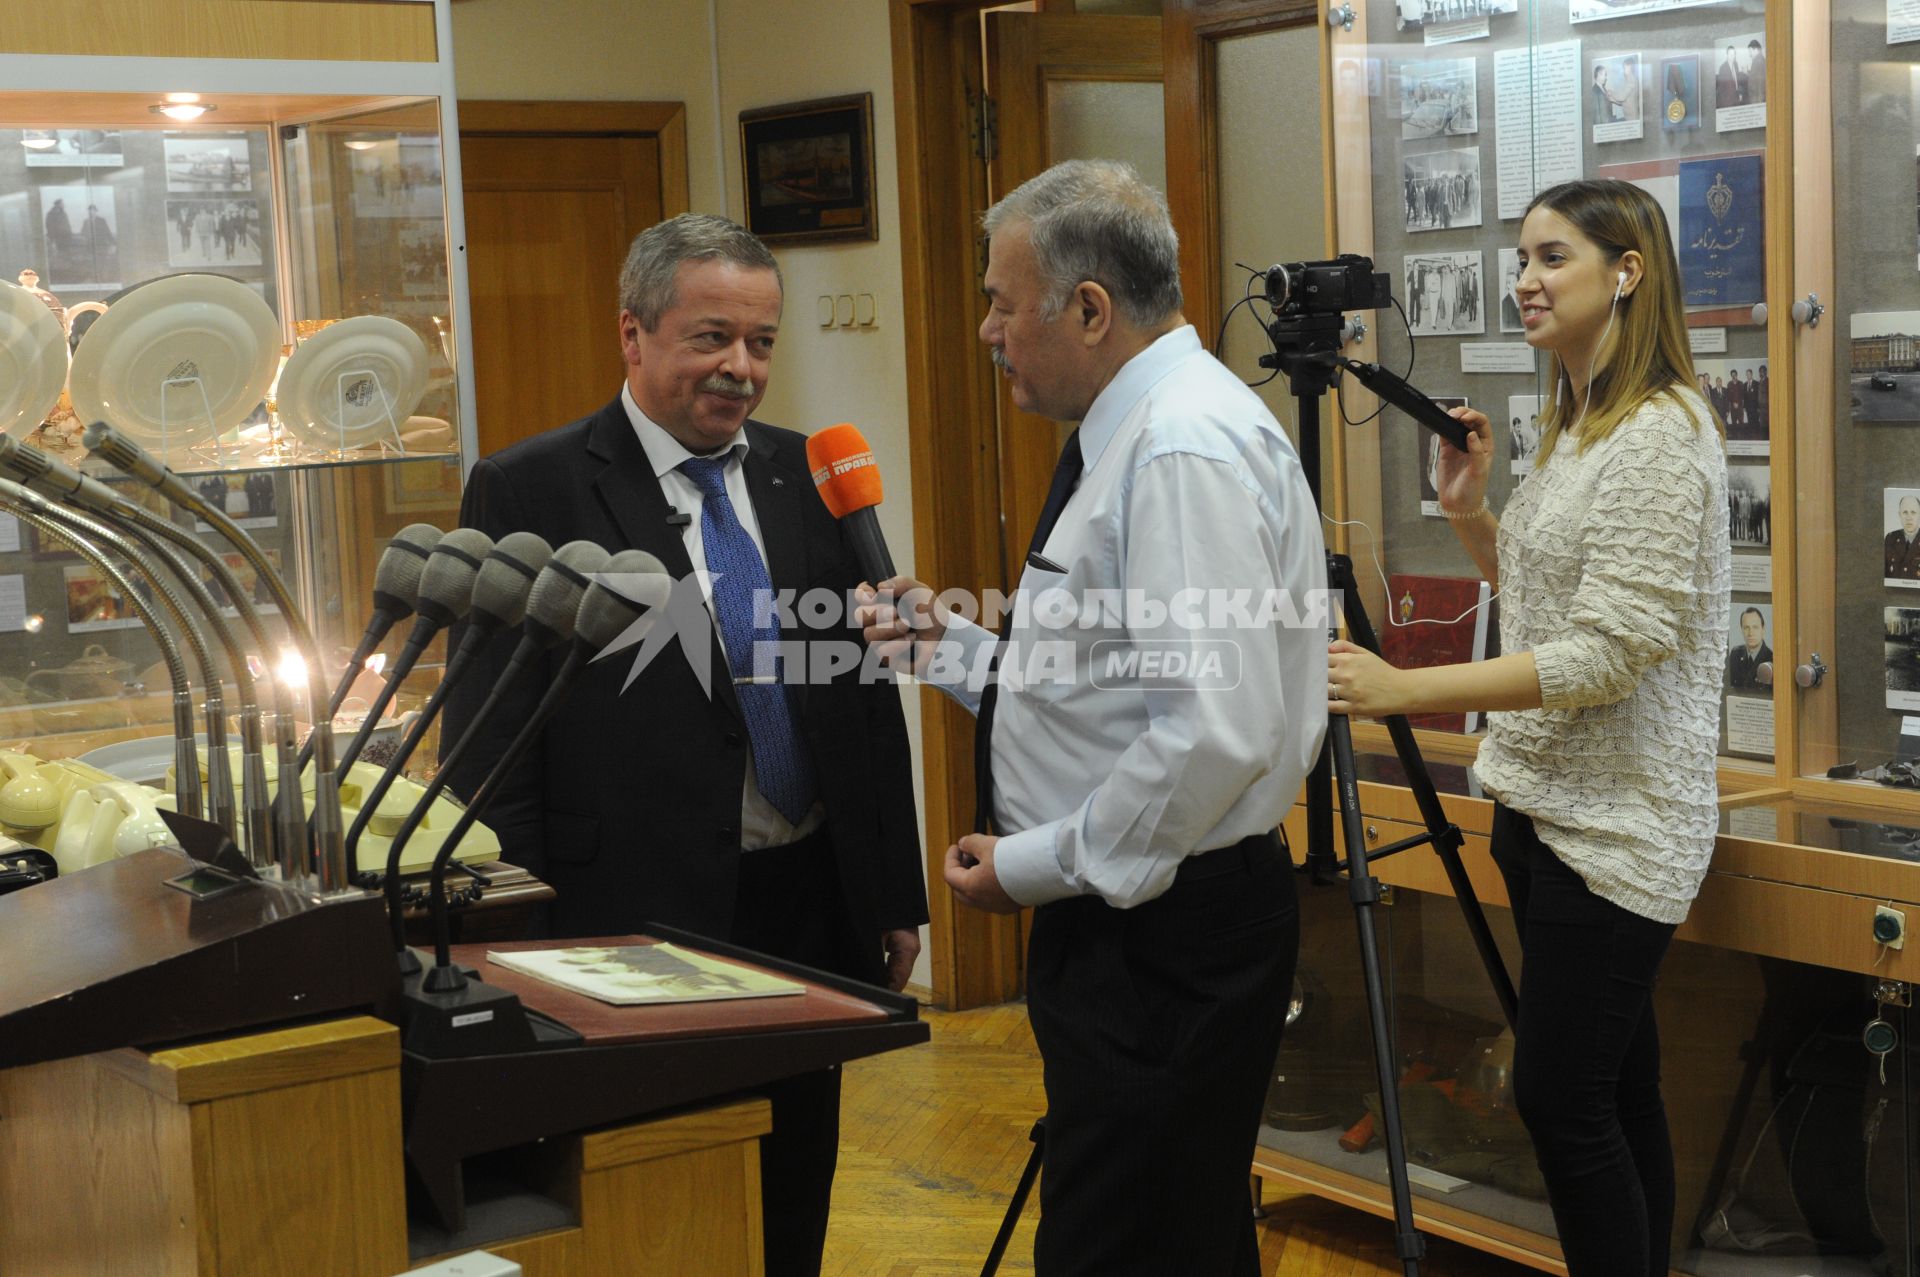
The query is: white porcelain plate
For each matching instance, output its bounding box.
[67,273,279,448]
[276,315,430,451]
[0,280,70,438]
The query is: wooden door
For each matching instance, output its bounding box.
[458,102,689,460]
[985,13,1165,587]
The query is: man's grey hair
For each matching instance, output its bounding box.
[619,212,782,331]
[981,159,1182,327]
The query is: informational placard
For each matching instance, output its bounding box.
[1689,327,1728,354]
[1725,695,1775,756]
[1731,554,1773,594]
[1460,342,1536,374]
[1427,17,1490,46]
[1725,803,1779,841]
[1895,0,1920,46]
[1495,40,1582,221]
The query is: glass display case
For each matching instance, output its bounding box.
[1231,2,1920,1270]
[0,2,475,836]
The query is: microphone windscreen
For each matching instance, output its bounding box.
[414,528,494,622]
[524,540,610,640]
[471,531,553,628]
[806,423,883,518]
[574,550,670,649]
[372,523,443,616]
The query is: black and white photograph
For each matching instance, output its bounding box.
[1416,397,1467,516]
[1507,394,1542,474]
[1402,149,1482,232]
[1725,603,1774,692]
[1713,33,1767,132]
[163,136,252,192]
[21,130,123,168]
[1886,607,1920,710]
[398,221,448,298]
[1403,251,1485,337]
[1886,488,1920,587]
[1695,357,1768,456]
[1727,463,1770,549]
[38,186,119,290]
[1851,310,1920,424]
[348,137,444,219]
[1394,0,1517,31]
[192,474,279,532]
[1591,52,1645,143]
[165,200,264,269]
[1497,247,1523,332]
[1570,0,1729,23]
[1397,57,1478,138]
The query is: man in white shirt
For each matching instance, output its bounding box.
[861,160,1327,1274]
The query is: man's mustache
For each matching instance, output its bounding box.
[701,374,756,399]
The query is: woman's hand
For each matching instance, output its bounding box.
[1435,405,1493,514]
[1328,640,1415,718]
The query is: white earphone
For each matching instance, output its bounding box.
[1571,268,1630,438]
[1614,268,1628,300]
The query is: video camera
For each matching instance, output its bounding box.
[1263,254,1391,318]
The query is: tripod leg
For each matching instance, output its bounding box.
[1333,554,1519,1030]
[1329,710,1427,1277]
[981,1118,1045,1277]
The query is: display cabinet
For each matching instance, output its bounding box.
[1235,1,1920,1271]
[0,2,476,858]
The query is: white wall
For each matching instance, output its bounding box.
[451,0,930,988]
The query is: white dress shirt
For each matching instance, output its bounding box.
[621,384,823,849]
[929,326,1328,909]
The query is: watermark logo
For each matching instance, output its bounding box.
[590,568,720,695]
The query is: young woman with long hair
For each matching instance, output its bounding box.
[1326,178,1729,1276]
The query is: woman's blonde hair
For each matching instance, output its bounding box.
[1525,179,1721,463]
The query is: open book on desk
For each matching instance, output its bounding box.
[487,942,806,1006]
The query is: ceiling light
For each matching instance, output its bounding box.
[162,92,201,104]
[150,102,216,122]
[343,138,381,151]
[20,136,56,150]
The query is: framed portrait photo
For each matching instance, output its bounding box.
[739,93,878,246]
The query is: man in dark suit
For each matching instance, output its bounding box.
[441,213,926,1277]
[1726,607,1771,690]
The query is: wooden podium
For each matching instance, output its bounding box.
[0,857,926,1275]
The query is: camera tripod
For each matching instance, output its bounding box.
[1262,309,1520,1277]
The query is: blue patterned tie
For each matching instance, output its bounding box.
[679,455,816,825]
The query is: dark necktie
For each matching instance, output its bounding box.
[974,429,1083,835]
[679,454,816,826]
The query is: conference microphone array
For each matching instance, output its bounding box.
[417,548,670,989]
[336,528,493,775]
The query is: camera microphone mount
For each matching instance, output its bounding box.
[1257,260,1518,1277]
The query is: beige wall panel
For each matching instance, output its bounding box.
[0,0,437,62]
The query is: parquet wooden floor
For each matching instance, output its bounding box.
[824,1001,1538,1277]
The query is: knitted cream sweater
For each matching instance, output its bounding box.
[1473,389,1730,925]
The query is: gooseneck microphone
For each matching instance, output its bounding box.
[0,482,212,823]
[382,540,610,962]
[421,549,671,987]
[8,446,285,869]
[351,531,552,890]
[806,422,897,584]
[336,528,493,774]
[0,491,204,820]
[86,421,346,890]
[330,523,441,719]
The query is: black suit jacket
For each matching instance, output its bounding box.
[439,396,927,982]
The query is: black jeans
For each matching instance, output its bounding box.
[1490,803,1678,1277]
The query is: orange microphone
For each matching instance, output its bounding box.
[806,423,896,584]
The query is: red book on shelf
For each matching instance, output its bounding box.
[1376,574,1493,733]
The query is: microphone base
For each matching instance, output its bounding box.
[397,967,542,1059]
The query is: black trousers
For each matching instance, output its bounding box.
[1026,831,1298,1277]
[1490,804,1678,1277]
[732,829,868,1277]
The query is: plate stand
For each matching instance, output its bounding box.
[157,374,228,466]
[332,367,407,456]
